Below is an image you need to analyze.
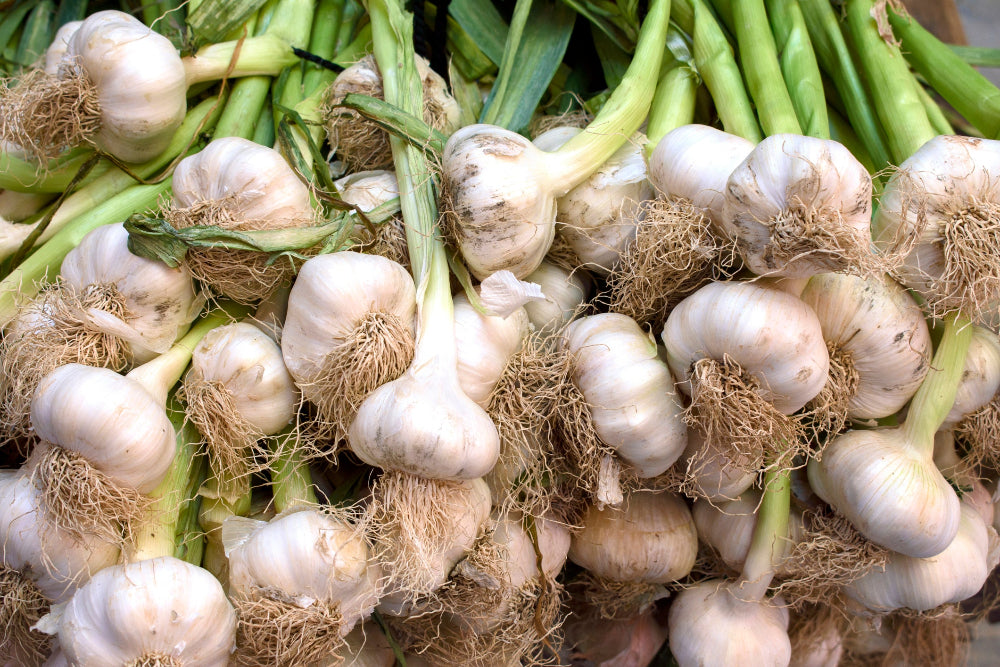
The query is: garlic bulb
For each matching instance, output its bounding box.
[224,509,381,665]
[844,501,1000,612]
[668,581,791,666]
[944,325,1000,426]
[872,135,1000,322]
[281,251,416,442]
[522,261,590,334]
[568,491,698,583]
[34,10,187,162]
[676,427,758,501]
[334,170,408,266]
[798,273,931,419]
[693,492,760,572]
[648,124,755,229]
[170,137,315,303]
[722,134,874,278]
[533,127,652,275]
[454,292,530,407]
[564,313,687,477]
[52,557,237,666]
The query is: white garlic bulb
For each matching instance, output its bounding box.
[693,492,760,572]
[564,313,687,477]
[453,292,529,407]
[944,325,1000,426]
[678,427,758,501]
[722,134,874,278]
[335,170,399,212]
[522,261,590,334]
[52,557,237,666]
[799,273,931,419]
[569,491,698,583]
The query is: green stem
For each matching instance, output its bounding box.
[302,0,345,96]
[183,34,301,85]
[270,428,318,513]
[916,83,954,137]
[199,467,251,584]
[672,0,762,142]
[731,0,801,136]
[645,49,699,149]
[903,313,973,451]
[766,0,826,138]
[799,0,890,170]
[737,468,790,601]
[845,0,934,163]
[129,399,203,562]
[125,304,251,406]
[0,149,107,194]
[888,8,1000,140]
[553,0,671,187]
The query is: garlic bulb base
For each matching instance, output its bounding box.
[232,591,350,667]
[0,565,52,665]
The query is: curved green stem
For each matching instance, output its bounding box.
[270,427,318,513]
[767,0,826,138]
[737,467,790,601]
[645,46,699,149]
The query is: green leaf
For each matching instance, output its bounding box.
[449,0,509,66]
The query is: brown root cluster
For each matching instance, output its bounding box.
[934,200,1000,322]
[165,198,309,304]
[684,355,807,478]
[569,571,669,621]
[297,311,414,454]
[233,587,348,667]
[0,283,132,448]
[801,343,859,452]
[0,565,51,666]
[353,217,410,269]
[601,197,727,326]
[843,605,970,667]
[124,655,184,667]
[954,397,1000,474]
[28,445,149,547]
[0,63,101,162]
[177,376,266,482]
[787,603,848,666]
[776,507,889,608]
[528,109,592,138]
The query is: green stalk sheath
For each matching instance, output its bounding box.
[799,0,890,170]
[555,0,672,185]
[183,34,301,85]
[645,56,699,150]
[766,0,826,138]
[738,467,790,601]
[199,469,251,583]
[889,10,1000,140]
[731,0,800,136]
[903,313,973,449]
[302,0,345,96]
[130,401,204,562]
[0,180,172,329]
[270,428,318,513]
[672,0,762,142]
[845,0,934,163]
[0,149,106,194]
[916,83,954,137]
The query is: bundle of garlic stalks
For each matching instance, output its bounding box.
[6,0,1000,664]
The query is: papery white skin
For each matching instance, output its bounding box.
[565,313,687,476]
[872,135,1000,319]
[53,557,236,666]
[453,292,529,407]
[335,170,399,212]
[568,491,698,583]
[790,617,843,667]
[281,252,416,389]
[722,134,873,278]
[48,10,187,162]
[43,21,82,73]
[224,510,380,633]
[0,470,118,603]
[561,607,667,667]
[189,322,298,434]
[845,501,1000,612]
[443,125,564,279]
[58,223,199,362]
[808,427,960,558]
[662,281,830,414]
[668,581,791,667]
[944,325,1000,426]
[680,427,757,501]
[533,128,652,275]
[173,136,314,222]
[522,261,590,334]
[799,273,931,419]
[648,124,755,229]
[693,492,760,572]
[478,270,545,318]
[31,364,174,493]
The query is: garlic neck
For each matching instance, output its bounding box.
[736,468,790,602]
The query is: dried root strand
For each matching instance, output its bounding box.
[935,200,1000,323]
[0,283,132,447]
[775,507,889,608]
[297,311,415,455]
[955,395,1000,473]
[0,63,101,162]
[801,342,859,453]
[788,603,848,667]
[29,445,148,547]
[570,571,669,620]
[880,606,970,667]
[685,355,807,478]
[0,565,51,666]
[528,109,592,138]
[354,217,410,269]
[177,376,265,482]
[124,655,183,667]
[164,197,311,304]
[233,587,348,667]
[601,197,727,326]
[322,56,392,172]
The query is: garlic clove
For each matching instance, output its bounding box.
[453,292,529,407]
[522,261,590,334]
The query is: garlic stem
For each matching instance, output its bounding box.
[129,402,202,562]
[903,313,974,448]
[199,467,251,584]
[0,147,100,194]
[270,427,318,514]
[125,304,249,406]
[182,34,300,87]
[645,45,698,150]
[551,0,670,185]
[737,468,790,602]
